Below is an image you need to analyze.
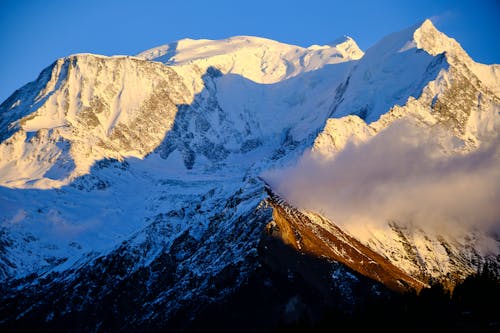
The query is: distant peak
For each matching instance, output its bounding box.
[329,35,354,46]
[329,35,364,60]
[413,18,441,40]
[420,18,437,30]
[412,18,467,58]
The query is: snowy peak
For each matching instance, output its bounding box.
[307,35,363,59]
[329,35,352,46]
[0,53,192,188]
[326,17,500,124]
[328,35,364,59]
[412,19,500,97]
[412,19,467,58]
[411,19,500,97]
[327,22,450,123]
[360,18,465,62]
[138,35,363,84]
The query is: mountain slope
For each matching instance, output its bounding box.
[0,19,499,331]
[266,189,426,292]
[275,19,500,285]
[0,55,192,188]
[0,31,361,283]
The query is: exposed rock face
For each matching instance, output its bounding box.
[266,189,425,292]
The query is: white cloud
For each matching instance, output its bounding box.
[429,10,456,26]
[264,120,500,234]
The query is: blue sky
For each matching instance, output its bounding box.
[1,0,499,102]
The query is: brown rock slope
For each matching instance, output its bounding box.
[265,188,426,293]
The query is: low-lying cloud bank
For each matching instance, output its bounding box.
[264,120,500,234]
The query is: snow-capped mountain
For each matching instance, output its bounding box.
[273,19,500,286]
[137,35,363,83]
[0,20,498,331]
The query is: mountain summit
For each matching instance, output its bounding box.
[0,20,499,331]
[413,19,465,56]
[138,35,363,84]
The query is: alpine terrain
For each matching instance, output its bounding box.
[0,20,499,331]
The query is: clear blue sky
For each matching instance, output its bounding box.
[1,0,499,102]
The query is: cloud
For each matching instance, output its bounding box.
[429,10,456,26]
[263,120,500,234]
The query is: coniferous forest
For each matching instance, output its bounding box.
[277,264,500,332]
